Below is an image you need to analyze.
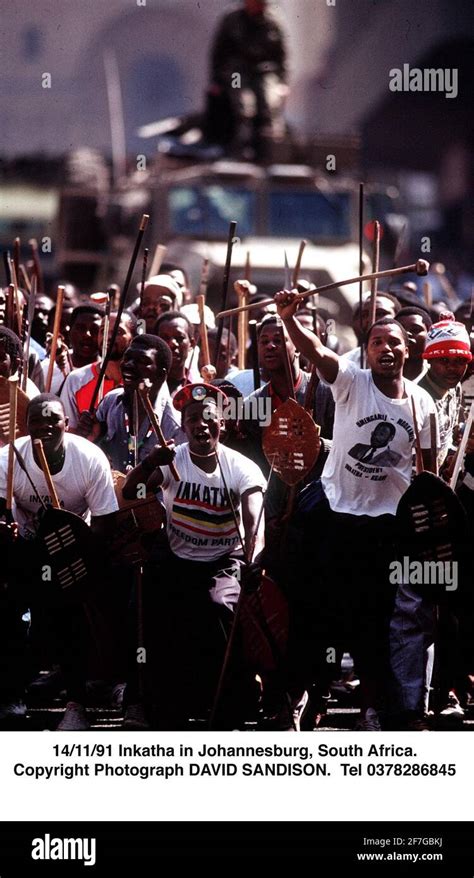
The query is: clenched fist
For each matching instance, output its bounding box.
[274,289,302,321]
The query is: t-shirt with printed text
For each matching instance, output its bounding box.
[321,359,438,516]
[161,443,266,561]
[0,433,118,538]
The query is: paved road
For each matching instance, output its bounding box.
[12,694,474,732]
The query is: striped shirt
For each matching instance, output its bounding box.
[161,443,265,561]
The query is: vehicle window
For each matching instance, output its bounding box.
[269,191,351,240]
[168,185,256,237]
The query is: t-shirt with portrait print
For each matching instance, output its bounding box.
[321,359,438,516]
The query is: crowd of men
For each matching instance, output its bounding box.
[0,262,473,732]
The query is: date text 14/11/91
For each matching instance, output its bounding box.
[53,745,113,758]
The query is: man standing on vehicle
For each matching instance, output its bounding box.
[204,0,289,160]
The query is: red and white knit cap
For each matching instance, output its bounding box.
[423,316,472,361]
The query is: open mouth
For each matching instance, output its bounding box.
[379,355,394,367]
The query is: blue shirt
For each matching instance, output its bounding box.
[95,384,185,473]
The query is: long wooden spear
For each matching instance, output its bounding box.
[45,286,65,392]
[217,260,430,320]
[214,221,237,357]
[359,183,364,369]
[88,214,149,413]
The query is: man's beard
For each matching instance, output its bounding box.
[108,349,122,361]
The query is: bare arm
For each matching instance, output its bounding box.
[121,444,175,500]
[274,290,340,384]
[241,487,264,562]
[90,511,117,539]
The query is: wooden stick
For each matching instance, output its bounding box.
[89,214,149,413]
[28,238,43,295]
[3,251,12,287]
[132,389,139,470]
[244,250,251,282]
[10,259,23,336]
[33,439,61,508]
[393,221,407,268]
[214,221,237,356]
[369,220,380,328]
[13,238,21,287]
[450,397,474,490]
[19,264,31,295]
[278,319,295,399]
[45,286,64,392]
[22,274,37,393]
[17,303,28,389]
[422,281,432,309]
[284,249,291,289]
[225,315,233,374]
[139,247,148,313]
[108,284,121,310]
[430,412,438,476]
[292,240,306,288]
[97,292,112,403]
[198,257,209,300]
[237,288,248,370]
[239,252,252,369]
[411,396,424,475]
[6,284,14,331]
[6,377,18,512]
[197,294,211,366]
[137,383,180,481]
[217,260,430,320]
[147,243,167,280]
[208,449,250,728]
[359,183,365,369]
[249,319,260,391]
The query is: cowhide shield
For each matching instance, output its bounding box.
[36,506,98,601]
[395,471,469,600]
[0,377,29,446]
[110,470,164,564]
[262,398,320,486]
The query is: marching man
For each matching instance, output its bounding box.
[122,382,266,729]
[273,290,438,731]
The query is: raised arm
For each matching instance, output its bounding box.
[274,290,340,384]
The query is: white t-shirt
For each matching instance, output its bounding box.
[161,443,266,561]
[321,359,438,516]
[341,345,364,367]
[0,433,118,538]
